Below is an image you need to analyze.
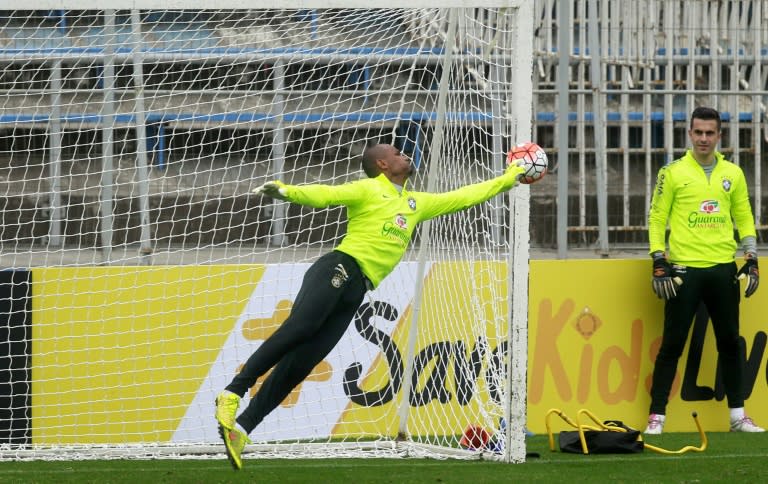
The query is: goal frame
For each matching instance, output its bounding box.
[0,1,533,464]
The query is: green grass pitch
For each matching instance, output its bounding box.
[1,432,766,483]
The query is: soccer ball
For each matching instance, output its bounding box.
[459,424,490,451]
[507,142,548,184]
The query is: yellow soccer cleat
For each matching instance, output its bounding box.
[219,425,251,471]
[215,391,240,431]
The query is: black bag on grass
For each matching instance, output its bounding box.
[558,420,644,454]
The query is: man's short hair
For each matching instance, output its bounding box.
[690,106,721,131]
[361,144,382,178]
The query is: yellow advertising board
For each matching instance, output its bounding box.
[29,259,767,444]
[334,261,510,438]
[32,266,262,444]
[529,259,768,433]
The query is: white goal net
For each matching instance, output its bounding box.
[0,2,533,463]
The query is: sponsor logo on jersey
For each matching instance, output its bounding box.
[688,200,726,229]
[699,200,720,213]
[382,214,410,246]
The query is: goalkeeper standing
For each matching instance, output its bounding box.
[215,143,526,469]
[644,106,764,434]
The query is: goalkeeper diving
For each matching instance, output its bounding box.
[215,143,526,470]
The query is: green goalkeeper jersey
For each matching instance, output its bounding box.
[279,172,518,287]
[648,149,756,267]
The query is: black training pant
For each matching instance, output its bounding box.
[226,250,369,434]
[648,262,744,414]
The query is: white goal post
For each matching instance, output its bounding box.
[0,1,533,463]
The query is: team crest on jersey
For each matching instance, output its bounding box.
[408,197,416,211]
[699,200,720,213]
[395,214,408,229]
[722,178,732,192]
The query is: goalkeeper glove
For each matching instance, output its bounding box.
[253,180,289,200]
[651,252,681,300]
[504,161,526,183]
[736,254,759,298]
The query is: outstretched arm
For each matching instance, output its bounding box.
[253,179,371,209]
[417,162,525,220]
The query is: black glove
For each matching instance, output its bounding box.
[736,255,759,298]
[652,252,681,300]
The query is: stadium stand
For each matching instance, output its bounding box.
[1,5,767,252]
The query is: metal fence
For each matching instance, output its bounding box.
[0,2,766,260]
[531,0,768,254]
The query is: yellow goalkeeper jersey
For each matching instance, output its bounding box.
[648,150,756,267]
[280,171,518,287]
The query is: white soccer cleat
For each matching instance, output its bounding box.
[730,416,765,433]
[644,413,665,435]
